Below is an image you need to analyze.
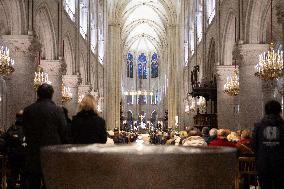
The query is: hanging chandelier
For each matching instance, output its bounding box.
[61,83,72,103]
[224,69,240,96]
[0,46,15,75]
[34,52,51,91]
[33,65,52,91]
[255,0,284,81]
[255,43,284,80]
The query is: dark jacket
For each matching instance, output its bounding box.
[252,114,284,176]
[4,123,26,160]
[23,99,67,173]
[71,110,107,144]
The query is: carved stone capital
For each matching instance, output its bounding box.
[238,44,269,66]
[78,84,92,95]
[63,74,81,88]
[0,35,41,57]
[41,60,64,76]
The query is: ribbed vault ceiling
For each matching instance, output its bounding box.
[117,0,174,53]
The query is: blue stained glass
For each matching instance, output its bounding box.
[128,52,133,61]
[138,53,147,62]
[127,52,134,78]
[138,53,147,79]
[138,62,143,79]
[143,62,147,79]
[152,53,158,61]
[151,53,158,78]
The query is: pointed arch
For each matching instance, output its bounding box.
[63,33,75,75]
[207,38,216,80]
[34,3,57,60]
[222,11,235,66]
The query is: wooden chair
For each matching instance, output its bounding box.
[235,156,259,189]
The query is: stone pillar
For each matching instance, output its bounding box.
[105,23,121,130]
[62,74,80,117]
[0,35,39,127]
[238,44,269,129]
[276,0,284,45]
[216,65,239,130]
[41,60,64,105]
[167,25,178,129]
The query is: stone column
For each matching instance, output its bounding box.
[276,0,284,45]
[1,35,39,127]
[238,44,269,129]
[41,60,64,105]
[167,25,178,129]
[62,74,80,117]
[216,65,239,130]
[105,23,120,130]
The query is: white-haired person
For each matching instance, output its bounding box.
[71,94,107,144]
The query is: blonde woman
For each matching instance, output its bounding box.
[71,94,107,144]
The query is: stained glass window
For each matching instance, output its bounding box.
[127,52,134,78]
[151,52,159,78]
[138,95,147,105]
[126,95,133,104]
[138,53,147,79]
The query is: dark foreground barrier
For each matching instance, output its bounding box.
[41,144,237,189]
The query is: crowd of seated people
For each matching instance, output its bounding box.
[106,126,253,154]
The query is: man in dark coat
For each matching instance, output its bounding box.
[23,84,68,189]
[252,100,284,189]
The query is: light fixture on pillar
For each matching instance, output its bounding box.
[0,46,15,75]
[255,0,284,81]
[61,83,72,104]
[33,52,51,91]
[33,66,52,91]
[224,17,240,96]
[223,69,240,96]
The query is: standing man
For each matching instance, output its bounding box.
[23,84,68,188]
[252,100,284,189]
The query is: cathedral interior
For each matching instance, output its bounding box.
[0,0,283,131]
[0,0,284,188]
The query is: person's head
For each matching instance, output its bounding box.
[265,100,281,115]
[78,94,97,112]
[241,129,251,139]
[209,128,217,138]
[201,127,209,136]
[217,129,229,139]
[15,110,23,125]
[37,84,54,99]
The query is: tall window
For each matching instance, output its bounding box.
[196,0,203,43]
[189,15,195,55]
[64,0,75,22]
[207,0,216,25]
[80,0,88,38]
[127,52,134,78]
[138,53,147,79]
[90,0,97,53]
[138,95,147,105]
[151,52,159,78]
